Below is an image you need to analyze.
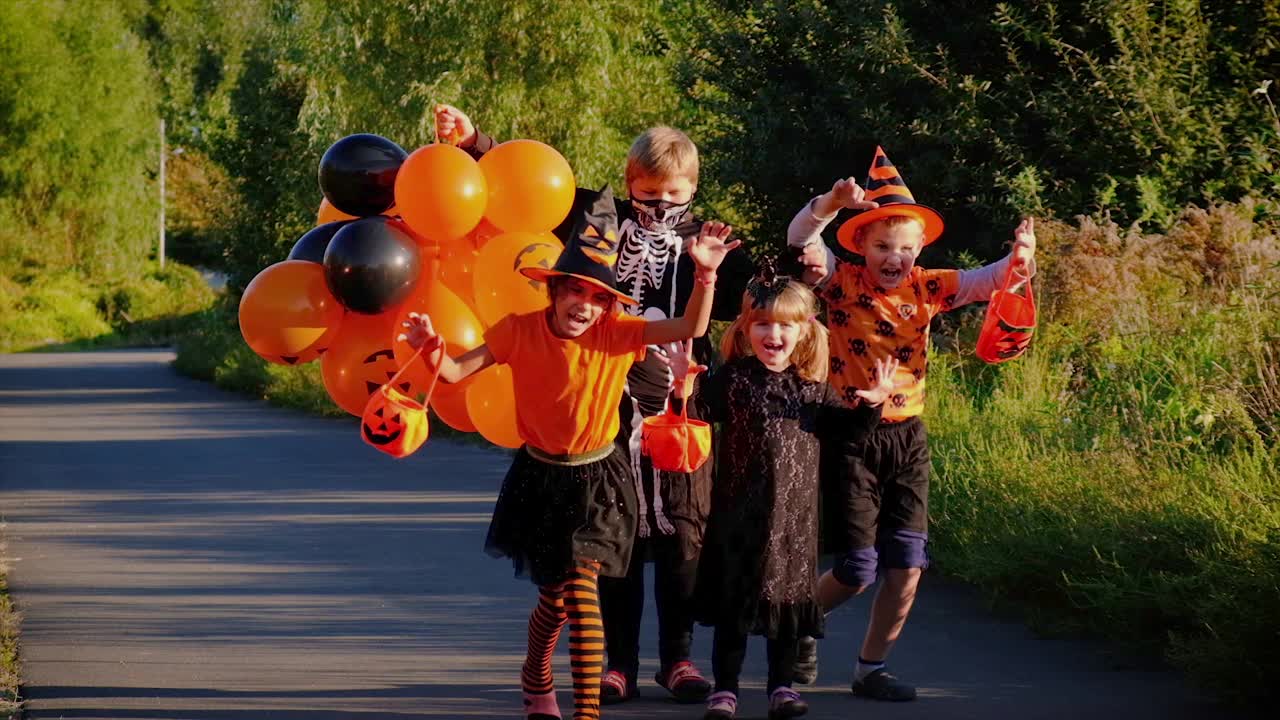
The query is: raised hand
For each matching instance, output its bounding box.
[396,311,442,351]
[854,356,901,406]
[831,177,879,211]
[1012,217,1036,272]
[687,221,741,274]
[662,339,705,398]
[816,177,880,217]
[434,104,476,148]
[800,242,829,283]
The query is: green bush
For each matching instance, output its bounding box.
[0,0,161,276]
[677,0,1280,254]
[0,263,216,352]
[925,200,1280,706]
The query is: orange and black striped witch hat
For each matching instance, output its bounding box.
[836,146,945,253]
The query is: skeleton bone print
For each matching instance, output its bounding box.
[617,217,687,536]
[617,218,683,319]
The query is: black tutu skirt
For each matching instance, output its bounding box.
[485,445,638,587]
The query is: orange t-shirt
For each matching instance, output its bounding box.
[484,310,648,455]
[821,263,960,421]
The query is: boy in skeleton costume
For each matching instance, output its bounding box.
[435,107,753,704]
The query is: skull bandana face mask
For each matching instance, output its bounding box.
[630,195,693,231]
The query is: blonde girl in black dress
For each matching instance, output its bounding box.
[669,270,898,719]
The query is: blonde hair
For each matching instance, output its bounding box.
[855,214,926,247]
[625,126,699,185]
[720,281,830,383]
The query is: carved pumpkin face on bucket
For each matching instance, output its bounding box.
[976,268,1036,364]
[361,385,430,458]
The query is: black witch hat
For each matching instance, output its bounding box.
[521,185,637,305]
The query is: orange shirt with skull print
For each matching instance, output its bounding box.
[484,309,648,456]
[821,263,960,421]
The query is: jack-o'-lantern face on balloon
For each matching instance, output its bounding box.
[472,231,563,326]
[321,312,432,417]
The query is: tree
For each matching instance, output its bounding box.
[0,0,160,276]
[678,0,1280,260]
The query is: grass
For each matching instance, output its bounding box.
[0,537,20,720]
[924,201,1280,707]
[0,262,216,353]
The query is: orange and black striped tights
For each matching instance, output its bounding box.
[522,563,604,720]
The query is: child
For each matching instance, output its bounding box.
[784,147,1036,700]
[399,186,740,720]
[667,266,898,720]
[438,104,754,704]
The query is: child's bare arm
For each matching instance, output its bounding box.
[398,312,496,384]
[644,222,740,345]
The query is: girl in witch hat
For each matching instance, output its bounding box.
[664,258,898,720]
[784,147,1036,700]
[400,185,739,720]
[437,103,756,705]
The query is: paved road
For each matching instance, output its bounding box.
[0,351,1225,720]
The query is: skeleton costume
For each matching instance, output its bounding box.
[467,128,753,698]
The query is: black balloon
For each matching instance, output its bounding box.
[323,217,422,315]
[318,133,408,217]
[287,221,348,263]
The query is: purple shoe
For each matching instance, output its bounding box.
[704,690,737,719]
[768,686,808,719]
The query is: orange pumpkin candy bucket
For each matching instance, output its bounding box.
[641,395,712,474]
[361,341,445,458]
[976,263,1036,364]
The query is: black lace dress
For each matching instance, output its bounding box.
[691,356,881,639]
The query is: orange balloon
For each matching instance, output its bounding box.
[321,311,433,416]
[466,364,522,448]
[430,383,477,433]
[468,217,504,250]
[438,242,479,305]
[478,139,576,233]
[392,279,485,392]
[239,260,344,365]
[472,231,562,327]
[395,144,488,244]
[317,197,399,225]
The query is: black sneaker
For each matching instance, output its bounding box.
[850,668,916,701]
[792,636,818,685]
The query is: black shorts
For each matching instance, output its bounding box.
[822,417,930,586]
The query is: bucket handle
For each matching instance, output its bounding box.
[383,338,447,407]
[1000,256,1034,305]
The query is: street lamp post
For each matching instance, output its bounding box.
[159,118,166,269]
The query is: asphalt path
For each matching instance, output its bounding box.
[0,351,1225,719]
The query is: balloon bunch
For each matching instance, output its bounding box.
[238,117,576,451]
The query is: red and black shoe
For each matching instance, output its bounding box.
[656,660,712,703]
[600,669,638,705]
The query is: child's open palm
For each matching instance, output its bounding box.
[854,357,901,406]
[661,339,706,399]
[687,221,741,273]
